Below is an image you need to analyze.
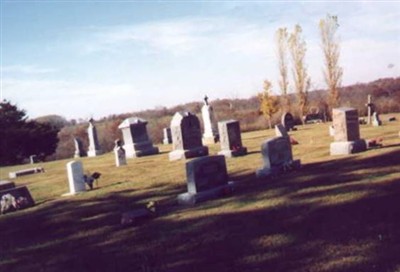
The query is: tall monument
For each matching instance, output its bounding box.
[87,118,103,157]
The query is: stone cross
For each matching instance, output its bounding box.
[204,95,209,106]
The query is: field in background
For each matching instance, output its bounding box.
[1,114,400,272]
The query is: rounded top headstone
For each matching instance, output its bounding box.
[118,117,148,129]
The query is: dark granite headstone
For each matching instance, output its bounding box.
[256,136,300,178]
[0,180,15,191]
[0,186,35,214]
[178,155,234,205]
[217,120,247,158]
[169,112,209,161]
[281,112,295,131]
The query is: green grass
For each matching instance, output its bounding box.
[1,114,400,272]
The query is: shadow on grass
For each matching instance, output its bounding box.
[1,148,400,271]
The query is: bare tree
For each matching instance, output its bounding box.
[320,14,343,116]
[288,25,310,124]
[275,27,290,111]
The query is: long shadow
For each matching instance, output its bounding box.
[1,147,400,271]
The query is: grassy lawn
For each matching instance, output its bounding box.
[1,114,400,272]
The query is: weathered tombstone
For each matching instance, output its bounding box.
[169,112,209,161]
[162,128,172,145]
[201,95,219,144]
[118,117,159,158]
[73,137,86,158]
[329,125,335,137]
[29,155,38,164]
[275,124,289,138]
[0,180,15,191]
[0,186,35,214]
[114,139,127,167]
[256,136,301,178]
[177,155,234,205]
[305,114,324,124]
[9,167,45,179]
[63,161,86,196]
[330,108,367,155]
[217,120,247,158]
[87,118,103,157]
[372,112,382,127]
[366,94,374,125]
[281,112,296,131]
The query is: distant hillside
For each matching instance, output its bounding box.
[53,77,399,160]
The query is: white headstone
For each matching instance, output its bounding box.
[65,161,86,195]
[372,112,382,127]
[329,125,335,137]
[87,119,103,157]
[114,140,127,167]
[201,96,218,144]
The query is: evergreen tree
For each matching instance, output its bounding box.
[0,100,59,166]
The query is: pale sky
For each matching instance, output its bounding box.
[1,1,399,120]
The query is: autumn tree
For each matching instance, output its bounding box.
[258,80,279,129]
[320,14,343,117]
[288,25,310,124]
[275,27,290,111]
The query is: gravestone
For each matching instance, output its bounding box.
[63,161,86,196]
[169,112,209,161]
[177,155,235,205]
[256,136,301,178]
[0,186,35,214]
[9,167,45,179]
[201,95,219,144]
[87,119,103,157]
[275,124,289,138]
[73,137,86,158]
[162,128,172,144]
[118,117,159,158]
[330,108,367,155]
[281,112,296,131]
[29,155,38,164]
[372,112,382,127]
[0,180,15,191]
[217,120,247,158]
[365,94,374,125]
[114,139,127,167]
[329,125,335,137]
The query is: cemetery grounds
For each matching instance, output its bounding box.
[1,114,400,272]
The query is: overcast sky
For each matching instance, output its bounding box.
[1,1,399,120]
